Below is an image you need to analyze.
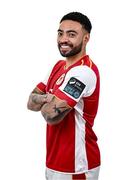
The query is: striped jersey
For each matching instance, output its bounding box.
[37,55,100,174]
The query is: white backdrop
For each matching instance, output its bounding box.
[0,0,135,179]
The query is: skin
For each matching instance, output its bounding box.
[27,88,53,111]
[27,20,90,125]
[27,88,71,125]
[57,20,90,68]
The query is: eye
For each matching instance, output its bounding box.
[58,31,63,37]
[68,33,76,38]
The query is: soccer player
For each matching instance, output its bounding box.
[27,12,100,180]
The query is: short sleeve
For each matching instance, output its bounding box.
[54,66,97,107]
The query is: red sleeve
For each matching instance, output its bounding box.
[54,89,77,108]
[36,82,46,93]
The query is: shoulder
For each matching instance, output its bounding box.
[65,65,97,96]
[66,65,97,82]
[53,60,65,70]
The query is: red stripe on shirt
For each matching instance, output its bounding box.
[54,89,77,108]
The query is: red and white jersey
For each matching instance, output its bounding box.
[37,55,100,174]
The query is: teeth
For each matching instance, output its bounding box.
[61,45,70,48]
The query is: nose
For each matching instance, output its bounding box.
[58,34,69,43]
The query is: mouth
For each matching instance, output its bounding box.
[59,44,72,52]
[60,45,70,50]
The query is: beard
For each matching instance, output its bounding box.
[58,42,83,57]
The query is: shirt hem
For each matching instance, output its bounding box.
[46,165,100,175]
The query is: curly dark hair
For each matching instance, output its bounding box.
[60,12,92,33]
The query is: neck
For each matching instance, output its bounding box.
[65,50,86,69]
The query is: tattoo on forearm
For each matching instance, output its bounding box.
[41,107,70,124]
[28,87,47,111]
[41,100,71,124]
[52,108,71,121]
[53,105,68,114]
[32,94,39,104]
[31,94,47,105]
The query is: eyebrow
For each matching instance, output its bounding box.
[57,29,78,34]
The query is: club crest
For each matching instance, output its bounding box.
[56,74,66,85]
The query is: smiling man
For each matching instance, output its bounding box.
[27,12,101,180]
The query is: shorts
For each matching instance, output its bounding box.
[45,166,100,180]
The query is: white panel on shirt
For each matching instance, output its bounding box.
[59,65,97,101]
[74,99,88,172]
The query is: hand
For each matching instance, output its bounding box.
[32,93,54,105]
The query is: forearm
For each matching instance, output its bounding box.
[27,93,47,111]
[27,87,71,124]
[41,96,71,125]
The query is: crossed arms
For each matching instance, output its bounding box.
[27,87,72,125]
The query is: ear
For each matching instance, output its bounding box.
[84,33,90,43]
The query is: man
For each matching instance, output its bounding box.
[27,12,100,180]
